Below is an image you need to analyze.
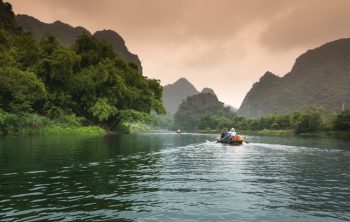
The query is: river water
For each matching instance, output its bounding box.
[0,132,349,221]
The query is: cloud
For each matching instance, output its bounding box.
[7,0,350,107]
[259,0,350,51]
[9,0,290,41]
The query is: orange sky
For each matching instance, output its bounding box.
[7,0,350,108]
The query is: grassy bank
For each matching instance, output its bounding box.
[1,124,106,137]
[240,129,294,136]
[241,129,350,137]
[116,122,151,133]
[30,125,106,136]
[193,129,350,138]
[0,111,106,136]
[194,129,293,136]
[196,129,221,134]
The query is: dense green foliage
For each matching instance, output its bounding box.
[174,95,349,134]
[334,110,350,131]
[0,0,164,135]
[232,111,324,134]
[0,108,105,136]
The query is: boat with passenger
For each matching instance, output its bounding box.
[217,135,244,145]
[217,128,244,145]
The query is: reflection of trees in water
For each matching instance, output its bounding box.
[0,134,166,220]
[241,143,350,219]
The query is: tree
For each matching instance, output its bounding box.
[0,2,165,132]
[89,98,118,122]
[294,112,321,134]
[334,110,350,131]
[0,67,47,113]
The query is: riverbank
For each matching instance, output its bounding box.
[241,129,350,137]
[0,125,106,137]
[0,111,106,136]
[240,129,294,136]
[189,129,294,136]
[194,129,350,137]
[31,125,106,136]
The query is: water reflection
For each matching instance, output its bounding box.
[0,133,349,221]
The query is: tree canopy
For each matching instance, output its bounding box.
[0,0,164,130]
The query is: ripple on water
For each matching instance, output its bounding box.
[0,134,350,221]
[23,171,47,174]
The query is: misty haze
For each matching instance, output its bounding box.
[0,0,350,221]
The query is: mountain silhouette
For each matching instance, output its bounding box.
[16,14,142,72]
[239,38,350,117]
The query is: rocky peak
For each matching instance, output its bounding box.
[259,71,280,83]
[291,38,350,74]
[162,78,198,113]
[93,30,142,72]
[238,38,350,117]
[15,14,142,72]
[201,87,217,97]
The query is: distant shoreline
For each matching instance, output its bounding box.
[189,129,350,138]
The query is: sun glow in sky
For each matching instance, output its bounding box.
[7,0,350,108]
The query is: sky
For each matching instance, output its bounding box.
[7,0,350,108]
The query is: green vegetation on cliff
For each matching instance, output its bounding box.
[0,0,164,136]
[16,14,143,73]
[239,39,350,117]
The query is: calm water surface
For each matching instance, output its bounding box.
[0,133,349,221]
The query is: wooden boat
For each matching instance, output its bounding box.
[217,135,244,145]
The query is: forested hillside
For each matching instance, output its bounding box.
[16,14,143,72]
[0,0,164,135]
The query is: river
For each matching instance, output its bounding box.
[0,133,349,221]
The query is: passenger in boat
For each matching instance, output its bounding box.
[220,128,235,142]
[220,128,228,140]
[222,128,236,142]
[228,128,237,137]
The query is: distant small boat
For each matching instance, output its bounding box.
[217,135,244,145]
[176,129,181,133]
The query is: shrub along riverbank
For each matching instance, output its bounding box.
[233,109,350,135]
[174,106,350,136]
[0,109,105,136]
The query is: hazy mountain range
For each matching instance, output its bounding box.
[13,13,350,118]
[15,14,217,114]
[162,78,217,113]
[15,14,142,72]
[238,38,350,117]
